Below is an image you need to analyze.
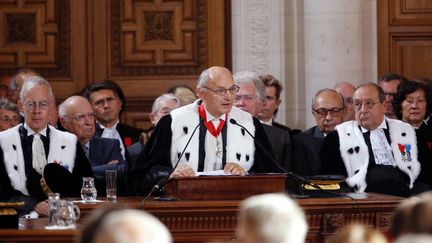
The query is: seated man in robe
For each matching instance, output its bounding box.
[321,83,420,197]
[0,76,93,215]
[59,96,127,195]
[129,66,283,196]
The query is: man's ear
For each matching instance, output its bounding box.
[149,112,157,125]
[59,117,68,130]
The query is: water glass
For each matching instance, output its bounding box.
[81,177,97,201]
[48,193,60,226]
[106,170,117,202]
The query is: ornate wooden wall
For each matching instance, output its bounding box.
[0,0,231,129]
[378,0,432,79]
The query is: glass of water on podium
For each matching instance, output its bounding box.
[106,170,117,202]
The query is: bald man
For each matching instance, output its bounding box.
[335,81,356,121]
[129,66,283,196]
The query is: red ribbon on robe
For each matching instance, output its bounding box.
[198,104,227,137]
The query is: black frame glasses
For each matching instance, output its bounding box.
[202,85,240,96]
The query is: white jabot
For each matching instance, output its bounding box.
[203,108,225,171]
[364,119,397,166]
[24,124,48,175]
[100,121,126,159]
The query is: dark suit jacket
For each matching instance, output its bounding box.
[272,121,302,137]
[95,123,142,148]
[88,137,127,195]
[89,137,126,180]
[262,124,292,171]
[292,126,325,176]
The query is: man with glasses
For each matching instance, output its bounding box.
[59,96,126,195]
[321,83,420,197]
[129,66,282,196]
[0,76,93,216]
[292,89,344,176]
[233,71,293,174]
[378,72,407,118]
[83,80,143,160]
[0,98,20,131]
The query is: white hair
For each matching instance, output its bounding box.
[237,193,308,243]
[93,209,172,243]
[233,71,266,101]
[20,75,53,101]
[151,93,180,113]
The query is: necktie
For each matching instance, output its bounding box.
[82,145,90,160]
[32,134,47,175]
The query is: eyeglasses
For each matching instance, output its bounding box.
[67,112,95,123]
[202,85,240,96]
[313,108,343,117]
[0,116,19,124]
[93,96,116,108]
[235,95,256,102]
[23,101,49,110]
[404,99,426,106]
[353,100,380,111]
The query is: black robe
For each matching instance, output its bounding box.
[128,115,283,196]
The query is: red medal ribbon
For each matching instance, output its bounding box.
[198,104,227,137]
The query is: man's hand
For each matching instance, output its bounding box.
[107,160,119,165]
[170,164,195,178]
[34,201,49,216]
[224,163,247,176]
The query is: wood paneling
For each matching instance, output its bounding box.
[0,0,231,129]
[378,0,432,79]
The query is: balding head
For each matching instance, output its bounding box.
[312,89,344,134]
[335,81,356,121]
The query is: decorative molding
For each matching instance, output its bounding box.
[323,213,345,233]
[249,0,270,73]
[6,14,36,44]
[378,213,392,228]
[0,0,71,78]
[110,0,208,76]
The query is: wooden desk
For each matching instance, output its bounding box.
[0,193,401,243]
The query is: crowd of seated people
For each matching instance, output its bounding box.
[0,67,432,219]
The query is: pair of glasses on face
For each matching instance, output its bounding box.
[23,101,49,110]
[234,95,256,102]
[0,116,18,123]
[313,108,344,117]
[202,85,240,96]
[353,100,380,111]
[67,112,95,123]
[404,99,426,106]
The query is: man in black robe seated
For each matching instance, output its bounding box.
[321,83,420,197]
[129,66,283,196]
[0,76,93,216]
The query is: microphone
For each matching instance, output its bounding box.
[229,118,334,193]
[141,122,200,206]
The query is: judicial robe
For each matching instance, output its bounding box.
[321,119,420,197]
[0,124,93,213]
[128,100,283,196]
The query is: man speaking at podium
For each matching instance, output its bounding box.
[129,66,283,196]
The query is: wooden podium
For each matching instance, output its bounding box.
[163,174,287,200]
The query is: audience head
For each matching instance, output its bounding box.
[334,81,356,121]
[84,80,125,128]
[390,196,421,239]
[378,72,407,118]
[59,96,96,145]
[48,94,59,128]
[19,76,53,133]
[236,193,307,243]
[150,93,180,125]
[167,85,197,106]
[79,207,172,243]
[233,71,265,117]
[0,75,11,99]
[392,80,432,128]
[353,83,386,130]
[329,224,387,243]
[196,66,239,118]
[311,89,344,134]
[0,98,20,131]
[258,74,283,122]
[407,194,432,234]
[10,68,39,104]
